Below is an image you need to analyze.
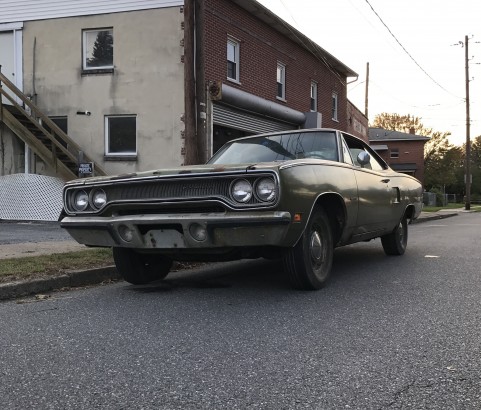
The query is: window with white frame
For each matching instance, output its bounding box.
[277,62,286,100]
[227,38,240,82]
[105,115,137,156]
[332,92,338,121]
[83,28,113,71]
[310,81,317,111]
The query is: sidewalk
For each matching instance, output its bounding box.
[0,210,461,301]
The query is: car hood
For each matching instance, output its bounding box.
[65,162,285,186]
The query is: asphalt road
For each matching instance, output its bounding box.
[0,221,72,244]
[1,213,481,409]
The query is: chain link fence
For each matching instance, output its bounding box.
[0,174,64,221]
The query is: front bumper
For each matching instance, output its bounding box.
[61,211,292,249]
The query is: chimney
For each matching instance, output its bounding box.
[409,127,415,135]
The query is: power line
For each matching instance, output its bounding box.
[364,0,460,99]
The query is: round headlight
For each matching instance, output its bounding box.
[256,178,276,202]
[92,189,107,209]
[231,179,253,203]
[73,190,89,211]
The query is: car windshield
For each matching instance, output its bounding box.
[208,131,338,164]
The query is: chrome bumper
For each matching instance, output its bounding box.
[61,211,292,249]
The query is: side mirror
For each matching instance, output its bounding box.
[357,151,371,167]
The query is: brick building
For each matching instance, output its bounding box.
[199,0,367,156]
[369,127,429,185]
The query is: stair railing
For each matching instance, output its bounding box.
[0,68,106,177]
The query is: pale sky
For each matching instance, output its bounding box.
[256,0,481,146]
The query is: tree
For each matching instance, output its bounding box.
[88,31,113,67]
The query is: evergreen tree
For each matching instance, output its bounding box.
[88,31,113,67]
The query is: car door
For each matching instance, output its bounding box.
[341,133,396,237]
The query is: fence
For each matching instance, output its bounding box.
[0,174,64,221]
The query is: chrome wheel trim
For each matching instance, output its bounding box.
[310,229,323,264]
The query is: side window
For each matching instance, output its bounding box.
[277,62,286,100]
[332,92,338,121]
[82,28,114,72]
[227,37,240,82]
[341,138,353,165]
[342,134,386,171]
[390,148,399,158]
[310,81,317,111]
[105,115,137,157]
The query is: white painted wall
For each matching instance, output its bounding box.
[21,7,185,176]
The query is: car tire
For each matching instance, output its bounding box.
[284,206,333,290]
[381,216,408,256]
[112,247,172,285]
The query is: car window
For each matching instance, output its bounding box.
[208,131,339,164]
[341,133,386,171]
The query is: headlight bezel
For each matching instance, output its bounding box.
[71,190,89,212]
[254,177,277,202]
[91,188,107,210]
[230,178,253,203]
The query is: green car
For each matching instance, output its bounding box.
[61,129,423,290]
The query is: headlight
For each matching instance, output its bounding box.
[72,190,89,211]
[231,179,253,203]
[255,178,276,202]
[91,189,107,209]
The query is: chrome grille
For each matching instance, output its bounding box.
[64,171,279,215]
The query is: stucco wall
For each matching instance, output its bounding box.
[22,7,185,175]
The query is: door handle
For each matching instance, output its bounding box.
[381,179,390,183]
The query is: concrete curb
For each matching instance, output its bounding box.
[0,212,461,302]
[411,212,458,224]
[0,266,120,301]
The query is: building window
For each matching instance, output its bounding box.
[277,62,286,100]
[390,148,399,158]
[227,38,239,82]
[310,82,317,111]
[332,92,338,121]
[82,28,113,71]
[105,115,137,156]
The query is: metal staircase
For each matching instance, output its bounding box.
[0,70,106,180]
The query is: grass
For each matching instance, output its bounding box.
[422,203,466,212]
[0,248,114,284]
[423,203,481,212]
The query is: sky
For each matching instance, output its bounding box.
[256,0,481,146]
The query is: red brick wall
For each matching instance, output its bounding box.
[376,140,426,184]
[204,0,349,131]
[347,100,368,142]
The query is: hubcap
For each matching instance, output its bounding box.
[310,230,322,261]
[398,221,405,243]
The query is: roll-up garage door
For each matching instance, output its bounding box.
[213,103,296,134]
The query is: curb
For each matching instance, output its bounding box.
[411,212,458,224]
[0,266,121,301]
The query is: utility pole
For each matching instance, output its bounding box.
[464,35,471,210]
[183,0,198,165]
[364,62,369,119]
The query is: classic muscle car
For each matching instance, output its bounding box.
[61,129,423,290]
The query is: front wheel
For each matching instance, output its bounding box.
[112,248,172,285]
[284,207,334,290]
[381,216,408,255]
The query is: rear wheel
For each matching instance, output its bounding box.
[284,206,334,290]
[381,216,408,255]
[112,248,172,285]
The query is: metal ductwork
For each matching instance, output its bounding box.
[210,82,306,125]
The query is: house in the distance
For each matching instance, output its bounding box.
[369,127,429,185]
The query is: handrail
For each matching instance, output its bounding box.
[0,70,107,176]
